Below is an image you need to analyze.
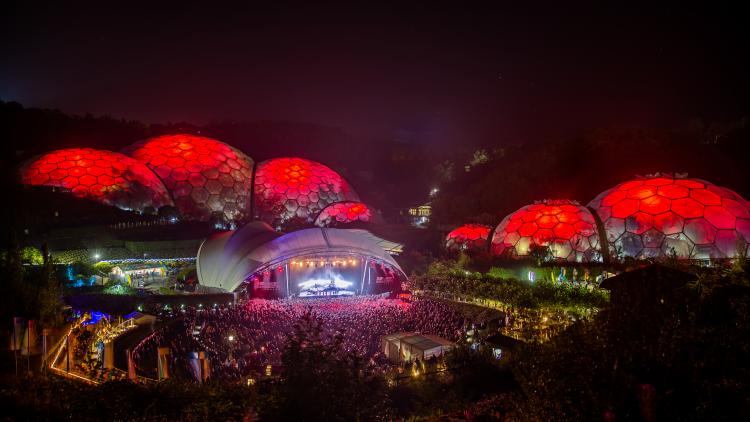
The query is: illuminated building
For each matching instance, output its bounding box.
[123,134,254,223]
[589,174,750,259]
[491,200,601,262]
[405,203,431,227]
[197,224,405,298]
[252,157,359,226]
[444,224,491,252]
[19,147,173,213]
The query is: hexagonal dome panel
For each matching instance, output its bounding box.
[445,224,491,252]
[491,200,600,262]
[19,148,173,212]
[314,201,380,227]
[253,157,359,226]
[588,173,750,259]
[123,134,254,223]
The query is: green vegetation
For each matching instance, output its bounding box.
[505,262,750,420]
[0,376,257,421]
[2,263,748,420]
[409,259,609,310]
[0,235,63,327]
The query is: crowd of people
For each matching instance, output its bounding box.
[132,296,469,381]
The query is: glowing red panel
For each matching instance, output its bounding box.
[253,157,359,226]
[611,199,640,218]
[520,210,542,223]
[639,196,671,215]
[690,189,722,206]
[315,201,376,227]
[657,184,689,199]
[672,198,704,218]
[518,222,538,237]
[627,186,657,199]
[553,223,576,239]
[491,200,599,261]
[445,224,491,252]
[589,174,750,259]
[540,206,562,215]
[20,148,173,212]
[124,134,254,222]
[557,211,579,224]
[601,189,628,206]
[536,215,558,228]
[703,206,736,229]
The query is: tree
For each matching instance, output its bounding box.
[20,246,43,265]
[38,243,63,327]
[267,311,392,421]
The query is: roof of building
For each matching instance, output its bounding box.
[382,332,454,351]
[197,226,405,292]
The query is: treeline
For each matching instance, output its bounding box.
[409,260,610,310]
[0,238,62,327]
[430,121,750,226]
[509,260,750,420]
[0,100,440,215]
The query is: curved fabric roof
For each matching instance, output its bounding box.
[196,221,280,291]
[197,226,405,292]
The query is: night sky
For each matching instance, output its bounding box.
[3,2,748,147]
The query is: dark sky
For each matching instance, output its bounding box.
[2,2,748,147]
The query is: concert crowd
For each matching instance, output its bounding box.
[133,296,468,380]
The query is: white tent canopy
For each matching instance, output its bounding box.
[197,226,406,292]
[382,332,454,363]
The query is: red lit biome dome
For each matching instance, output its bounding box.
[123,134,254,223]
[253,157,360,226]
[491,200,601,262]
[445,224,491,252]
[588,174,750,259]
[314,201,379,227]
[19,148,173,212]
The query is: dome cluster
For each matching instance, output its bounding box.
[253,157,360,226]
[448,174,750,261]
[444,224,491,252]
[123,134,254,222]
[491,200,600,262]
[20,135,362,227]
[19,148,173,212]
[588,175,750,260]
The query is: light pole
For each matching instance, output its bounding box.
[227,335,235,360]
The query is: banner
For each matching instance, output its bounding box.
[157,347,170,380]
[126,348,137,381]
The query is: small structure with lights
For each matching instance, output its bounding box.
[382,332,454,363]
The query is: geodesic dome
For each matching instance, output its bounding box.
[19,148,173,213]
[445,224,491,252]
[253,157,360,226]
[314,201,379,227]
[588,174,750,259]
[491,200,601,262]
[123,134,254,223]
